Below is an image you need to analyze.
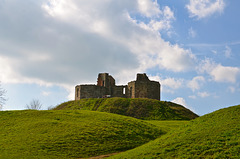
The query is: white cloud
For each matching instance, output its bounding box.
[149,6,175,31]
[159,45,196,72]
[198,58,216,74]
[228,86,235,93]
[186,0,225,19]
[172,97,195,112]
[149,75,184,93]
[149,75,161,82]
[188,76,205,91]
[189,91,211,99]
[224,46,231,58]
[133,3,175,32]
[188,27,197,38]
[163,6,175,20]
[0,0,197,100]
[198,59,240,83]
[189,91,210,99]
[161,78,184,90]
[189,95,196,99]
[211,50,217,54]
[198,91,210,98]
[172,97,187,106]
[137,0,161,17]
[227,86,240,94]
[42,91,51,96]
[211,65,240,83]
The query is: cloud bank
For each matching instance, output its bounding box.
[198,59,240,83]
[0,0,196,91]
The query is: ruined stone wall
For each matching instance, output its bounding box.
[75,85,106,100]
[136,73,149,81]
[97,73,115,95]
[127,73,160,100]
[75,86,80,100]
[109,75,115,86]
[135,81,160,100]
[112,85,128,98]
[97,73,108,87]
[75,73,161,100]
[149,81,160,100]
[127,81,135,98]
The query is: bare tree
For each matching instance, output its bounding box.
[47,105,54,110]
[26,99,42,110]
[0,82,6,110]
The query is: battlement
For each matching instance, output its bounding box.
[75,73,161,100]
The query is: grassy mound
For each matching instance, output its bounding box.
[110,105,240,159]
[0,110,162,159]
[55,98,198,120]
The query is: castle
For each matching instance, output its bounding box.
[75,73,161,100]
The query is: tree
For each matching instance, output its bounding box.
[0,82,6,110]
[47,105,55,110]
[26,99,42,110]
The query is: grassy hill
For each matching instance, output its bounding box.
[55,98,198,120]
[0,110,162,159]
[3,99,238,159]
[110,104,240,159]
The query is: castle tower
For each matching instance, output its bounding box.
[97,73,115,95]
[128,73,160,100]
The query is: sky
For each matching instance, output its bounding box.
[0,0,239,115]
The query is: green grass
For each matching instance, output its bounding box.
[2,99,238,159]
[0,110,163,159]
[55,98,198,120]
[147,120,189,132]
[110,105,240,159]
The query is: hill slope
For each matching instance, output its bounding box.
[110,105,240,159]
[0,110,162,159]
[55,98,198,120]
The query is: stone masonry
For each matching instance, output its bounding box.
[75,73,161,100]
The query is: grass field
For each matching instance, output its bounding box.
[1,99,239,159]
[55,98,198,120]
[146,120,189,132]
[110,105,240,159]
[0,110,162,159]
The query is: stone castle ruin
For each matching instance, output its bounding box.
[75,73,161,100]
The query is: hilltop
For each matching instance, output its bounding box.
[55,98,198,120]
[111,104,240,158]
[0,110,162,159]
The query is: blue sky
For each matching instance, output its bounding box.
[0,0,239,115]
